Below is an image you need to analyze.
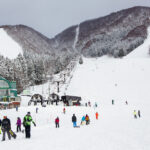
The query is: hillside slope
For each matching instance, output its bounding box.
[0,28,22,59]
[66,27,150,104]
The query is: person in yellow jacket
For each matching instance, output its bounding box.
[134,110,137,119]
[23,112,36,138]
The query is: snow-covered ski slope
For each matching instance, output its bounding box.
[67,27,150,105]
[0,28,22,59]
[1,28,150,150]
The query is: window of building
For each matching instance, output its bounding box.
[0,80,9,88]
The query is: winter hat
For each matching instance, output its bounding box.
[27,112,31,115]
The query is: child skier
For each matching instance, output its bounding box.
[16,117,21,132]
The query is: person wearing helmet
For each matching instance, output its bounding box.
[23,112,36,138]
[1,116,11,141]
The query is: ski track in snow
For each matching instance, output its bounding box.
[73,25,80,51]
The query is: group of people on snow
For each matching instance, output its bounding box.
[0,112,36,141]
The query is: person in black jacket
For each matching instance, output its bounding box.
[1,116,11,141]
[72,114,77,127]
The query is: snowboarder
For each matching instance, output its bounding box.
[95,112,99,120]
[125,101,128,105]
[133,110,137,119]
[1,116,11,141]
[72,114,77,127]
[55,117,59,128]
[23,112,36,138]
[81,116,85,125]
[63,108,66,114]
[85,114,90,125]
[138,110,141,118]
[16,117,21,132]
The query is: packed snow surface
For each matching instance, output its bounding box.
[1,28,150,150]
[0,28,22,59]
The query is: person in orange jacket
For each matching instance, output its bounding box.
[95,112,99,120]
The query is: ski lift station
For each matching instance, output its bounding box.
[0,76,21,109]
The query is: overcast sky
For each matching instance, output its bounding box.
[0,0,150,38]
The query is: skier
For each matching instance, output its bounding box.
[125,101,128,105]
[72,114,77,127]
[85,114,90,125]
[16,117,21,132]
[85,103,87,107]
[133,110,137,119]
[36,107,38,114]
[55,117,59,128]
[1,116,11,141]
[23,112,36,138]
[63,108,66,114]
[88,101,91,107]
[95,112,99,120]
[95,102,98,108]
[112,100,114,105]
[138,110,141,118]
[16,106,18,112]
[81,116,85,125]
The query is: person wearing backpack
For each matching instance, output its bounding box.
[23,112,36,138]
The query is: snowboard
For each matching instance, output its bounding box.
[9,129,17,139]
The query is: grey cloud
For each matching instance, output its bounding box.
[0,0,149,37]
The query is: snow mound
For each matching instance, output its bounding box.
[0,28,23,59]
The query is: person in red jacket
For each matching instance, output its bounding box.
[95,112,99,120]
[55,117,59,128]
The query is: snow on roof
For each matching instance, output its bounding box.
[0,28,23,59]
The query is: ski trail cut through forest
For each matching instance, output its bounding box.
[73,25,80,51]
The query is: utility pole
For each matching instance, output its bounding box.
[48,80,50,97]
[63,73,66,82]
[56,81,60,93]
